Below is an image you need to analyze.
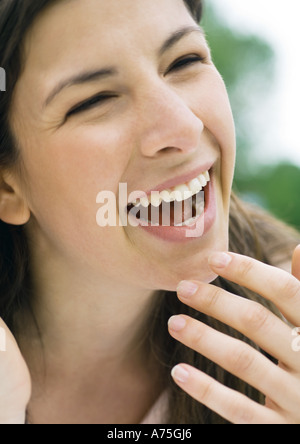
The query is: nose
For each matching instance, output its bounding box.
[136,82,204,159]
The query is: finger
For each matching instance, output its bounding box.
[292,245,300,281]
[171,364,283,424]
[177,281,299,370]
[0,318,31,422]
[207,252,300,326]
[168,315,299,412]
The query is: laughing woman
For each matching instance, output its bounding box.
[0,0,300,424]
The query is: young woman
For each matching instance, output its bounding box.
[0,0,300,424]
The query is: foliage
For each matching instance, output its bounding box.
[236,162,300,230]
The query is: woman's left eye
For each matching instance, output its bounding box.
[167,55,205,74]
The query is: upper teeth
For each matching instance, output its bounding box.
[130,170,210,208]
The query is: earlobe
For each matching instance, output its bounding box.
[0,172,31,226]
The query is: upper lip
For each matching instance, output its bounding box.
[127,160,215,204]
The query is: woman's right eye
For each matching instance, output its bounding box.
[66,93,117,118]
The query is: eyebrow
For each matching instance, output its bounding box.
[44,68,118,108]
[44,25,203,108]
[158,25,203,56]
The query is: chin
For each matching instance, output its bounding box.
[157,230,228,291]
[151,248,223,293]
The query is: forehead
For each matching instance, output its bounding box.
[12,0,198,119]
[23,0,195,75]
[14,0,197,114]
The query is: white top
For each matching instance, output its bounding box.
[140,391,169,424]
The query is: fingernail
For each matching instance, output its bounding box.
[171,365,190,383]
[177,280,199,298]
[168,315,187,332]
[208,252,232,268]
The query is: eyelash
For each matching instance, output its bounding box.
[66,92,117,118]
[66,55,205,118]
[167,54,205,73]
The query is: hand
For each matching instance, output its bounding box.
[168,246,300,424]
[0,318,31,424]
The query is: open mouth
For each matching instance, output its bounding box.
[126,170,210,227]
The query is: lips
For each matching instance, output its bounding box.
[127,161,214,204]
[126,162,214,227]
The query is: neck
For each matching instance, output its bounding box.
[17,245,160,384]
[17,227,166,423]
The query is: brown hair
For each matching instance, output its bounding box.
[0,0,299,424]
[146,193,300,424]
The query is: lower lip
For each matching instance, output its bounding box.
[129,172,216,243]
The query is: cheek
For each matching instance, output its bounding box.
[195,74,235,152]
[26,125,130,208]
[195,74,236,193]
[21,126,134,253]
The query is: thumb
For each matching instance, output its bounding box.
[292,245,300,281]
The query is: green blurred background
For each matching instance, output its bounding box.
[201,2,300,231]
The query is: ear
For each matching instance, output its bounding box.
[0,170,31,226]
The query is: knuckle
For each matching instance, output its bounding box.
[201,285,222,310]
[199,379,215,404]
[190,324,206,350]
[237,258,254,280]
[241,302,270,332]
[228,401,255,424]
[280,276,300,301]
[229,345,256,375]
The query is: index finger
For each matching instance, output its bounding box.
[292,245,300,281]
[208,252,300,327]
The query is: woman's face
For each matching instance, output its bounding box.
[11,0,236,291]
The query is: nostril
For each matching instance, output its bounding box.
[160,147,180,154]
